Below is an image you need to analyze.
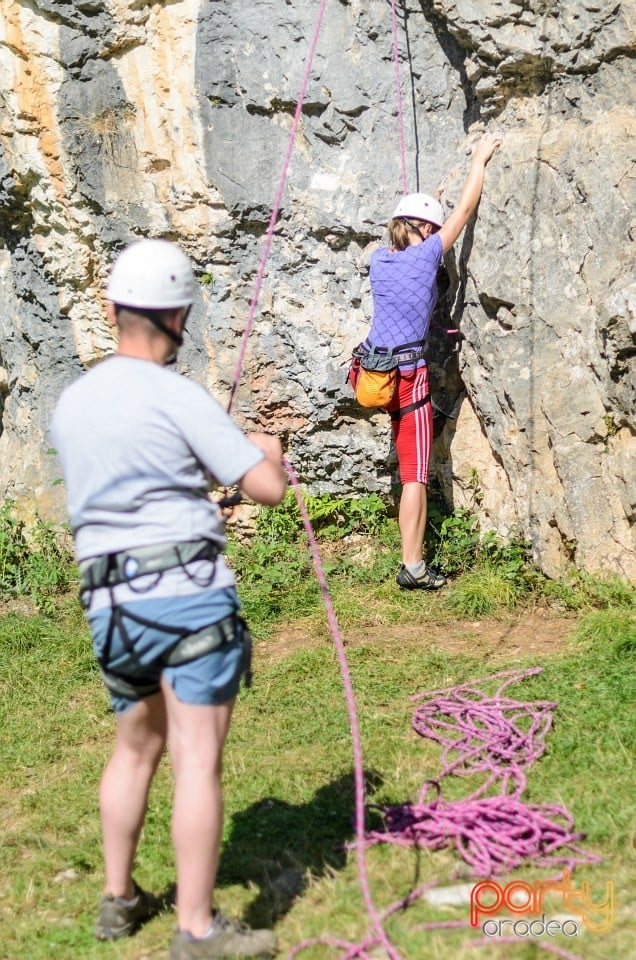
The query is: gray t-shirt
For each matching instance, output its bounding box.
[50,355,264,606]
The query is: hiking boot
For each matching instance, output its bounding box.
[396,563,446,590]
[94,881,160,940]
[170,911,278,959]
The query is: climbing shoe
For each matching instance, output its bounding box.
[396,563,446,590]
[94,881,160,940]
[169,911,278,958]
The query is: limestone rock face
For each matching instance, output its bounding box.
[0,0,633,578]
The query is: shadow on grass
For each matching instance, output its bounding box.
[217,769,383,927]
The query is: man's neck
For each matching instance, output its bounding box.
[117,336,171,365]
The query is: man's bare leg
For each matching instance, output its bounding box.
[161,678,234,939]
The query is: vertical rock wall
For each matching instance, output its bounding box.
[0,0,633,579]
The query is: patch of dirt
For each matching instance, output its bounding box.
[394,611,576,660]
[0,597,38,617]
[260,609,577,667]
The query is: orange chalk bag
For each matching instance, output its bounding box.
[348,342,426,409]
[348,347,399,408]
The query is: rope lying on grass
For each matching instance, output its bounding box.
[369,795,596,877]
[365,668,601,878]
[289,669,599,959]
[286,457,402,960]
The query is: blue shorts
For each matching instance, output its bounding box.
[88,587,246,715]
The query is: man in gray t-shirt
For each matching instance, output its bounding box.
[51,239,286,960]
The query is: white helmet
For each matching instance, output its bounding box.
[392,193,444,228]
[106,239,196,309]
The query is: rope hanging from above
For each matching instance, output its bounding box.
[215,6,400,958]
[390,0,409,194]
[389,0,459,338]
[225,0,329,415]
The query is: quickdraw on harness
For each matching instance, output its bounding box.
[79,538,252,697]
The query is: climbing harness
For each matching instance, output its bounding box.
[349,340,428,409]
[388,393,430,421]
[353,340,427,367]
[80,537,253,695]
[97,607,252,700]
[79,538,220,593]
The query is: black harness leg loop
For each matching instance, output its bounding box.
[239,615,253,689]
[85,539,254,697]
[389,393,431,421]
[97,609,254,698]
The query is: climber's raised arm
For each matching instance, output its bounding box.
[439,133,503,254]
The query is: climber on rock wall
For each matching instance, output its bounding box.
[351,133,503,591]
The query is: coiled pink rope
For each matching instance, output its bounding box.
[290,670,594,959]
[366,669,601,878]
[368,795,598,877]
[410,667,556,799]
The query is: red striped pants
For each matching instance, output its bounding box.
[384,366,432,484]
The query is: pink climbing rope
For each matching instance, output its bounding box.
[290,670,594,959]
[218,7,402,953]
[390,0,409,194]
[284,457,401,960]
[368,795,599,876]
[389,0,459,338]
[412,666,556,801]
[226,0,329,414]
[366,669,601,879]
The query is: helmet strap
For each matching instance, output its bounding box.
[149,315,183,347]
[114,305,190,363]
[404,218,439,239]
[141,305,190,348]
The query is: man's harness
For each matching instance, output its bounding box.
[80,539,252,699]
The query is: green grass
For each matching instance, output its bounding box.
[2,602,634,957]
[1,496,634,959]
